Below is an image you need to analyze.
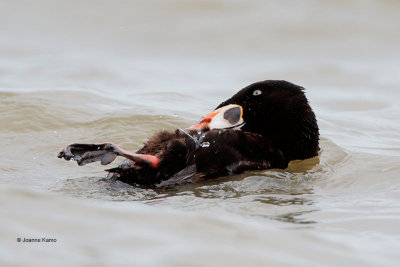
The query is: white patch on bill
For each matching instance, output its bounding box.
[208,104,245,130]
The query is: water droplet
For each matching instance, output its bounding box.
[173,114,178,118]
[201,133,206,138]
[201,142,210,148]
[197,130,201,135]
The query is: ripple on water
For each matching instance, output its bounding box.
[1,88,351,225]
[52,137,349,225]
[6,88,350,225]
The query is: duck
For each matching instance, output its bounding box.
[57,80,319,186]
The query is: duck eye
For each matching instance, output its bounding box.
[253,89,262,96]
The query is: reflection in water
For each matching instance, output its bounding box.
[255,196,313,207]
[275,210,317,225]
[54,152,324,224]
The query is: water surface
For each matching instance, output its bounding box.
[1,0,400,266]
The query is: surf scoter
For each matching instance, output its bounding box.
[58,80,319,186]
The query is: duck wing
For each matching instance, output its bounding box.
[158,165,206,186]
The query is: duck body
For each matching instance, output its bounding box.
[58,80,319,186]
[108,128,286,185]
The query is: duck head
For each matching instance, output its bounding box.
[191,80,319,160]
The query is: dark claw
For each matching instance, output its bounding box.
[57,147,73,160]
[57,150,64,158]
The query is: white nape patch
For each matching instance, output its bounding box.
[208,104,245,130]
